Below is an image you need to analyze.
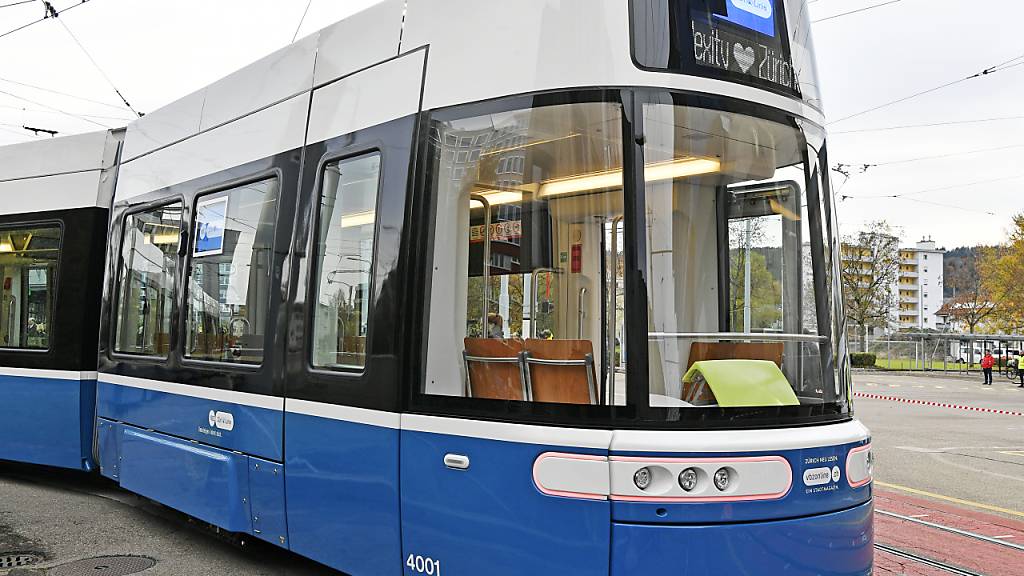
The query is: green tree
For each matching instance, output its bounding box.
[980,214,1024,333]
[729,250,782,331]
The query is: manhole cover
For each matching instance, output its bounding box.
[48,556,156,576]
[0,553,42,568]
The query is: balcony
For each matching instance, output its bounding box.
[901,296,919,304]
[901,270,919,278]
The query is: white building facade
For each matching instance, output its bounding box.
[895,239,944,330]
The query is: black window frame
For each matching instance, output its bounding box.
[406,87,852,430]
[407,88,634,428]
[0,219,64,354]
[306,149,385,377]
[180,169,283,372]
[109,198,186,362]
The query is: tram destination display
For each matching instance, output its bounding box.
[631,0,802,99]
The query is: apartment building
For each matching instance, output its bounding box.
[896,238,944,330]
[840,237,944,331]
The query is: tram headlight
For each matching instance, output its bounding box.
[678,468,698,492]
[713,467,731,491]
[634,467,652,491]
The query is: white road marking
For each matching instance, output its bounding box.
[908,514,930,518]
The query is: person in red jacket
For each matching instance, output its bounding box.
[981,351,995,385]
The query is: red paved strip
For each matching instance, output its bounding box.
[854,391,1024,416]
[876,488,1024,535]
[874,489,1024,576]
[874,551,952,575]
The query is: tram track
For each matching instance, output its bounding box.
[876,509,1024,552]
[874,543,985,576]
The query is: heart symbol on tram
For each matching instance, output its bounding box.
[734,44,756,73]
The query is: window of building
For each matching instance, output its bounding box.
[924,255,928,260]
[185,180,279,364]
[311,153,381,370]
[115,204,183,356]
[0,225,60,350]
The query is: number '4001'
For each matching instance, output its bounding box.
[406,554,441,575]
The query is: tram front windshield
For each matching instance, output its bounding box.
[423,95,846,425]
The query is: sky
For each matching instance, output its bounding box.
[1,0,1021,249]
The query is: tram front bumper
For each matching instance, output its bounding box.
[611,500,873,576]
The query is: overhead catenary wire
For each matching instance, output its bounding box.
[812,0,904,24]
[0,0,35,8]
[50,5,141,117]
[828,52,1024,125]
[291,0,313,43]
[832,115,1024,134]
[842,173,1024,202]
[0,75,133,113]
[0,0,91,41]
[844,143,1024,170]
[0,87,110,128]
[0,103,131,122]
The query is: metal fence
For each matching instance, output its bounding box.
[854,332,1024,374]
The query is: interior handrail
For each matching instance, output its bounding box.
[649,332,828,344]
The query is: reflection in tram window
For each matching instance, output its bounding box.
[115,204,182,356]
[424,101,624,405]
[642,103,835,408]
[185,180,279,364]
[0,225,60,350]
[312,153,381,370]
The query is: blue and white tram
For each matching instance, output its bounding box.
[4,1,874,574]
[0,130,121,470]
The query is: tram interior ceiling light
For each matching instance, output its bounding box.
[0,238,13,253]
[475,156,722,206]
[340,210,376,229]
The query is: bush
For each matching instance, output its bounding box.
[850,353,877,368]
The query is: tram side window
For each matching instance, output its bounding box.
[423,101,626,406]
[0,225,60,350]
[311,153,381,370]
[185,179,279,364]
[115,204,182,356]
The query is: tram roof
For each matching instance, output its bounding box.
[0,129,123,214]
[115,0,826,203]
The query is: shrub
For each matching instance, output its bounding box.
[850,353,877,368]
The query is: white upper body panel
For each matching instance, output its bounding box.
[400,0,824,125]
[115,0,407,203]
[114,0,824,204]
[0,129,122,214]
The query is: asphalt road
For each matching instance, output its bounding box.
[852,370,1024,520]
[0,463,330,575]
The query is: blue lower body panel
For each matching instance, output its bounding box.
[401,430,610,576]
[97,381,282,461]
[119,426,252,533]
[0,374,95,470]
[286,412,401,576]
[612,501,874,576]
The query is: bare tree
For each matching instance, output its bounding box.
[841,221,900,352]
